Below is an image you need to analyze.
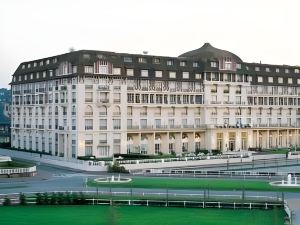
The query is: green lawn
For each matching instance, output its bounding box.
[88,177,300,192]
[0,205,285,225]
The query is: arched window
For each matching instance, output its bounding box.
[85,105,93,116]
[113,106,120,116]
[99,106,107,116]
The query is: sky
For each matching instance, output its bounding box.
[1,0,300,88]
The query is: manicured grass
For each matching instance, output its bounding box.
[0,205,285,225]
[88,177,300,192]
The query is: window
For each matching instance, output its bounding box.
[34,62,37,67]
[182,72,189,79]
[24,75,27,80]
[285,69,289,73]
[22,65,25,69]
[138,57,147,63]
[46,59,50,65]
[211,62,217,67]
[36,72,40,79]
[266,67,270,72]
[53,58,57,63]
[84,66,94,74]
[40,61,43,66]
[180,61,186,67]
[276,68,280,73]
[141,70,148,77]
[43,71,46,78]
[236,64,241,69]
[257,76,263,83]
[153,58,160,64]
[255,67,260,71]
[49,70,53,77]
[166,60,173,66]
[288,78,293,84]
[113,67,121,75]
[193,62,199,67]
[126,69,134,76]
[169,71,176,78]
[85,119,93,130]
[124,57,132,62]
[297,79,300,85]
[155,71,162,78]
[195,73,202,79]
[99,119,107,130]
[278,77,283,83]
[30,73,33,79]
[27,64,31,69]
[140,119,147,128]
[113,119,121,129]
[268,77,273,83]
[295,69,299,74]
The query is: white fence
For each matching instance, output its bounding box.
[121,155,252,170]
[0,166,36,175]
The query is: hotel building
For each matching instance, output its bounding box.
[10,43,300,159]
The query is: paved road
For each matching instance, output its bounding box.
[0,163,299,224]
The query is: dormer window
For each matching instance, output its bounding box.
[166,60,174,66]
[285,68,289,73]
[27,64,31,69]
[266,67,270,72]
[255,67,260,71]
[138,57,147,63]
[211,62,217,67]
[236,64,241,69]
[180,61,187,67]
[34,62,37,67]
[46,59,50,65]
[153,58,160,64]
[276,68,280,73]
[40,61,43,66]
[295,68,299,74]
[124,57,132,63]
[193,62,199,67]
[22,65,25,69]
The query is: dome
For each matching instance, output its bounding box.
[179,43,242,63]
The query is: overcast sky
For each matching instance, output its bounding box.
[1,0,300,88]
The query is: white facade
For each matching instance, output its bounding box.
[10,49,300,160]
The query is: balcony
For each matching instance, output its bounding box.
[127,125,139,130]
[98,85,110,91]
[99,140,108,144]
[85,98,93,103]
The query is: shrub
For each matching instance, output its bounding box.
[19,193,27,205]
[3,197,11,206]
[108,161,128,173]
[50,193,58,205]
